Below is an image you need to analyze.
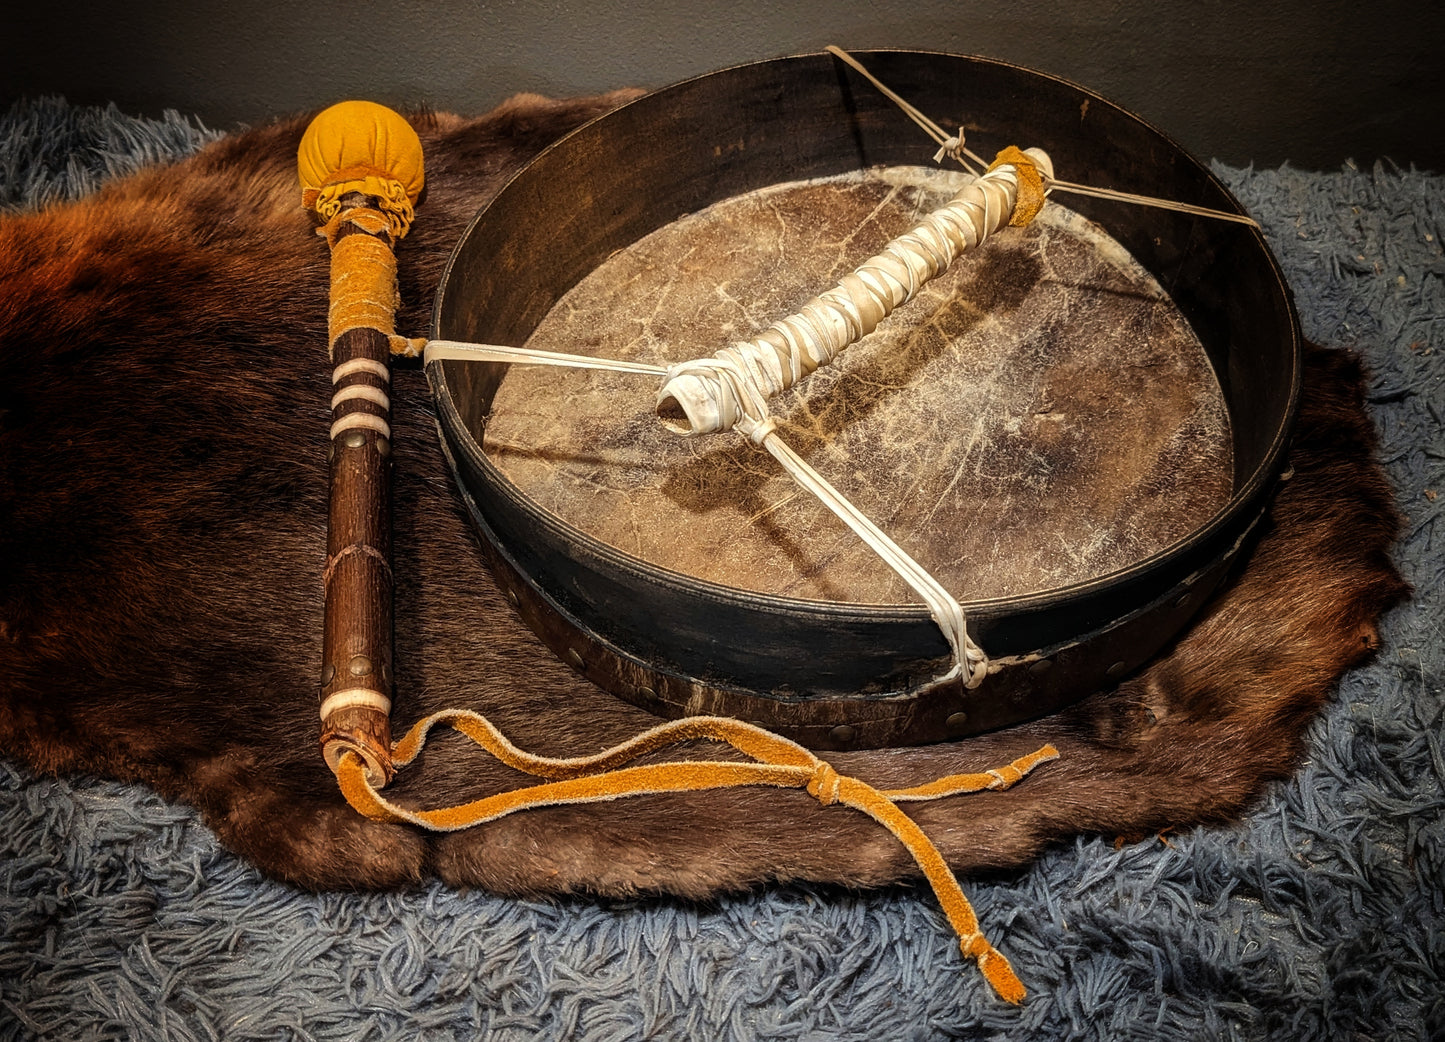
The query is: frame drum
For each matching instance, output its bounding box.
[429,51,1300,749]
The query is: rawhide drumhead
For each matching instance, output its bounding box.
[429,50,1300,749]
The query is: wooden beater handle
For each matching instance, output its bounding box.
[298,101,425,788]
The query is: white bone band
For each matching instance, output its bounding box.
[332,357,391,384]
[330,412,392,441]
[331,385,391,411]
[320,688,393,721]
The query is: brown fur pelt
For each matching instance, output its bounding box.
[0,93,1408,897]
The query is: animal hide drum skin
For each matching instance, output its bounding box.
[0,93,1408,897]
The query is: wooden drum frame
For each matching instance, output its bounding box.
[427,51,1300,750]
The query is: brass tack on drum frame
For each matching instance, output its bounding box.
[343,429,367,449]
[829,724,857,744]
[348,654,373,676]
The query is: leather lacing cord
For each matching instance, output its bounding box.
[335,710,1058,1004]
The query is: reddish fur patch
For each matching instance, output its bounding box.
[0,96,1406,895]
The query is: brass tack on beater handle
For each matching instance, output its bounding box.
[298,100,425,788]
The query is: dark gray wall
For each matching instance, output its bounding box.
[4,0,1442,171]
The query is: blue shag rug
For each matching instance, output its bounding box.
[1,97,1441,1041]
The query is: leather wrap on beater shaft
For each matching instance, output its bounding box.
[324,220,401,355]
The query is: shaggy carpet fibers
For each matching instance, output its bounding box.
[1,97,1441,1040]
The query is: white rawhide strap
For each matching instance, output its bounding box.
[654,149,1053,437]
[745,413,987,686]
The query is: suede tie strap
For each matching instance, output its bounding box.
[333,710,1058,1004]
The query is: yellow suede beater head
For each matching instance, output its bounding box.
[298,99,425,237]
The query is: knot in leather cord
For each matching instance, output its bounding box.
[807,761,843,806]
[932,126,967,165]
[740,413,780,446]
[987,764,1024,788]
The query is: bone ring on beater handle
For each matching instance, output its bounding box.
[299,100,425,789]
[655,147,1054,436]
